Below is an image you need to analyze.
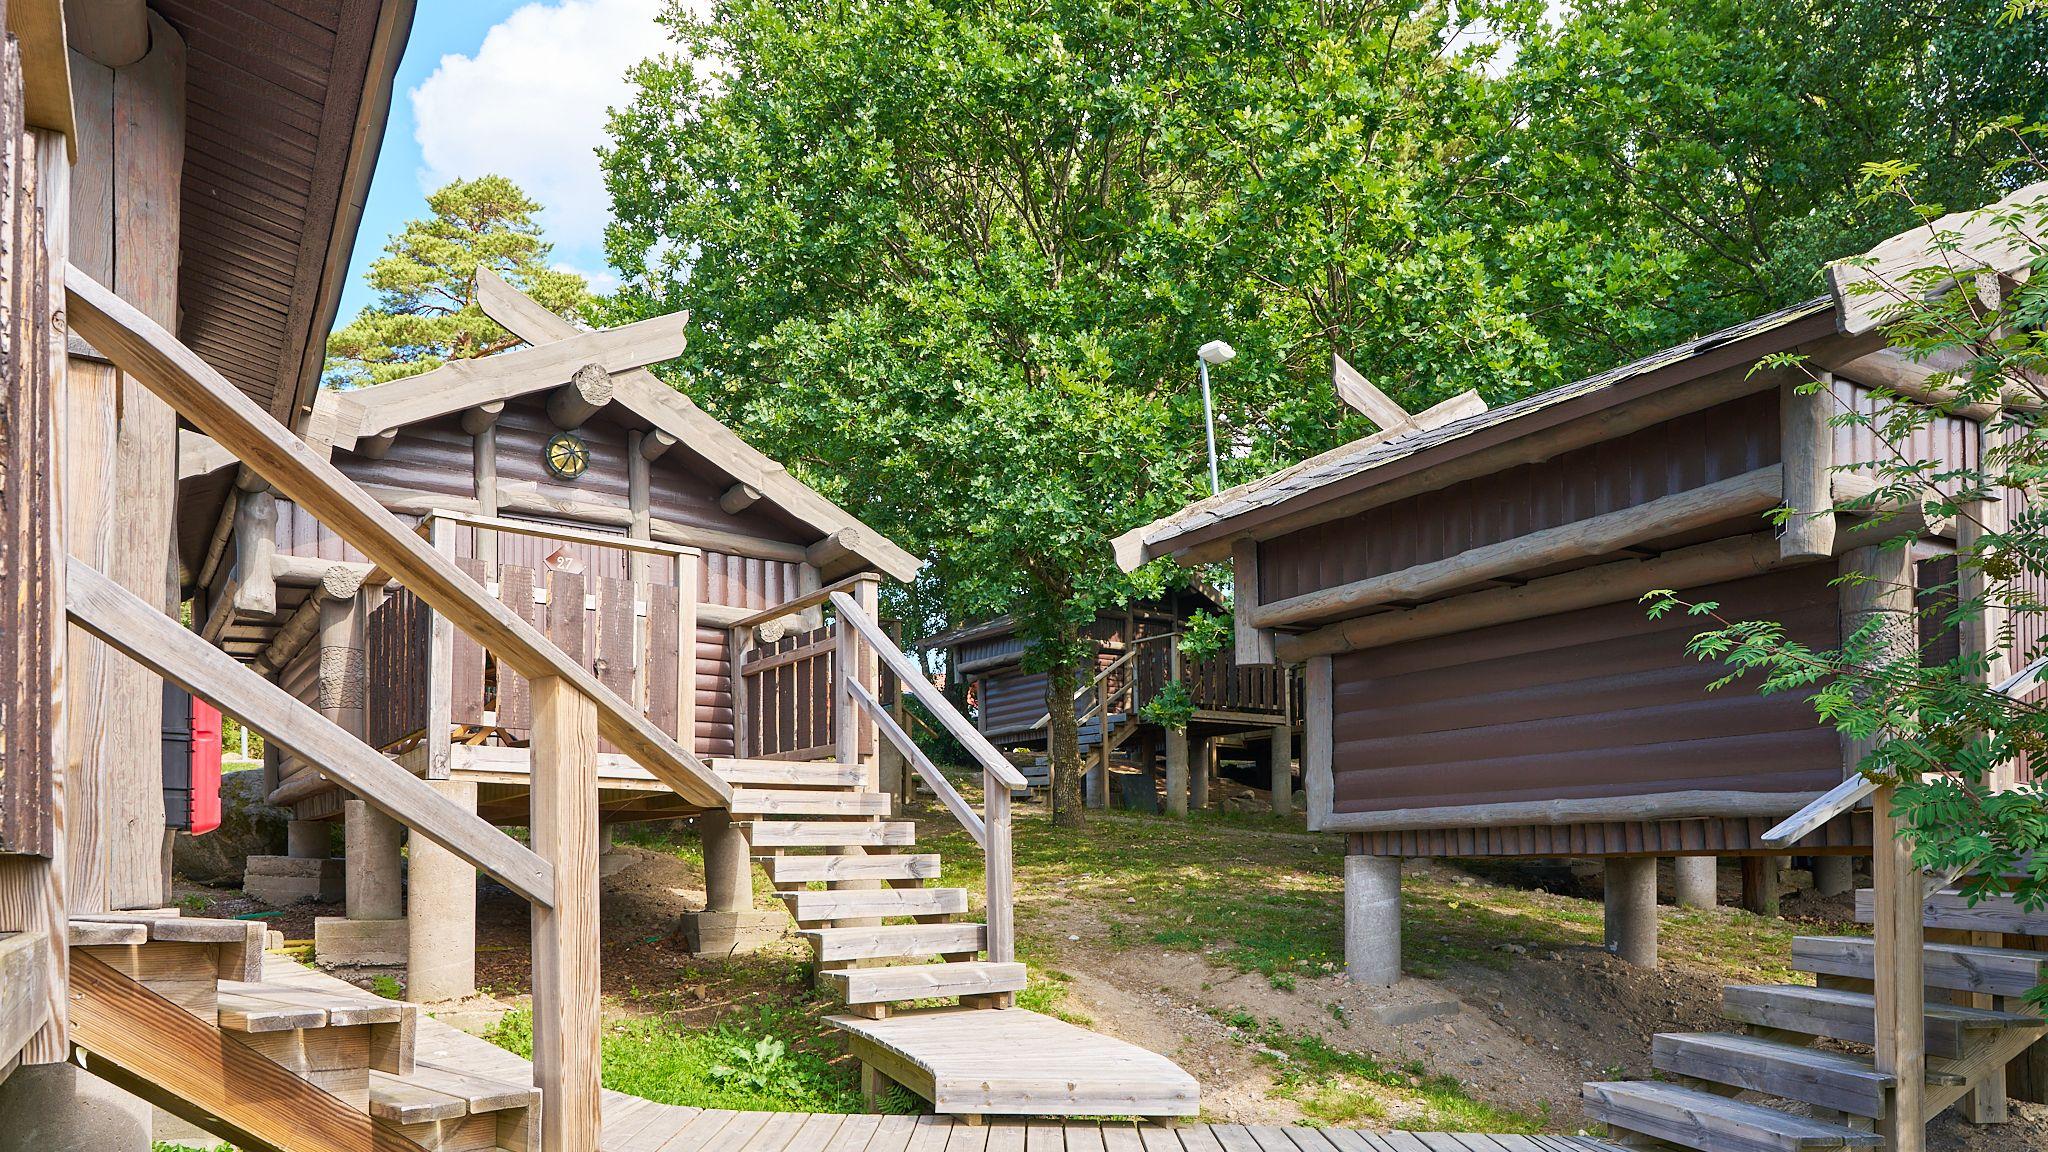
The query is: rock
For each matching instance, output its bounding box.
[173,767,288,886]
[1495,942,1527,955]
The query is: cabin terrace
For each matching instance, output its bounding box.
[922,590,1300,815]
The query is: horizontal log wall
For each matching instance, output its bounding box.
[1258,390,1781,604]
[1328,564,1842,817]
[1351,811,1871,858]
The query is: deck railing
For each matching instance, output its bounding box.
[728,576,1025,963]
[64,263,726,1151]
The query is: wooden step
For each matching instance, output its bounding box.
[824,961,1028,1006]
[215,990,332,1033]
[1581,1080,1883,1152]
[1721,983,2045,1059]
[747,820,916,848]
[1793,934,2048,999]
[761,853,942,884]
[802,923,985,962]
[72,913,265,981]
[1651,1032,1899,1118]
[369,1064,536,1122]
[780,888,969,923]
[831,1006,1197,1117]
[730,788,892,817]
[215,980,407,1028]
[1857,887,2048,936]
[712,759,865,788]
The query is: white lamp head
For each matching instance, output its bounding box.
[1197,340,1236,367]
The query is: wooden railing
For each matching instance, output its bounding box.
[63,263,723,1151]
[831,587,1025,963]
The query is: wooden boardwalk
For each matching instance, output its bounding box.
[273,960,1621,1152]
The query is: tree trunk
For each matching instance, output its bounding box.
[1047,658,1086,829]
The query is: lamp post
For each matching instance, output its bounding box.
[1197,340,1235,496]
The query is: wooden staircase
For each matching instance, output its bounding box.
[721,758,1028,1014]
[1582,886,2048,1152]
[65,911,538,1151]
[719,756,1199,1118]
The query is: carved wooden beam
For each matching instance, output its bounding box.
[718,482,762,515]
[460,400,506,435]
[638,428,677,462]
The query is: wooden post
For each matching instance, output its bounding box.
[1779,375,1836,561]
[1232,537,1275,665]
[984,779,1013,963]
[1269,720,1293,817]
[1304,656,1333,832]
[528,676,602,1152]
[837,576,881,787]
[730,623,754,759]
[424,517,455,779]
[1741,857,1781,917]
[1190,736,1212,811]
[1842,541,1923,1152]
[471,411,498,576]
[674,554,698,753]
[1164,727,1189,817]
[628,431,651,708]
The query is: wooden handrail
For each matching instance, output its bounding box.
[728,572,877,633]
[1032,647,1136,731]
[419,507,702,559]
[64,264,730,811]
[65,560,554,906]
[831,591,1028,790]
[848,679,985,847]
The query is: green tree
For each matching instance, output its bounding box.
[1647,138,2048,1004]
[326,175,590,387]
[600,0,1544,826]
[1494,0,2048,378]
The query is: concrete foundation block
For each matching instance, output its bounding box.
[1605,857,1659,967]
[243,855,344,905]
[0,1062,154,1152]
[679,909,786,956]
[313,916,409,967]
[1812,855,1855,898]
[1344,855,1402,987]
[1673,856,1718,909]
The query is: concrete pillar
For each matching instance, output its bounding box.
[1813,855,1855,898]
[1673,856,1718,909]
[681,809,781,956]
[1164,727,1189,817]
[344,800,404,920]
[1604,857,1659,967]
[0,1063,153,1152]
[1269,725,1292,817]
[1190,737,1212,810]
[1344,854,1402,986]
[405,779,477,1003]
[286,819,330,859]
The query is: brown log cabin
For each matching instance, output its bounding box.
[1118,186,2048,1149]
[0,2,1206,1143]
[921,591,1298,814]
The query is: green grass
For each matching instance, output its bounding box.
[1227,1016,1547,1132]
[487,1003,920,1114]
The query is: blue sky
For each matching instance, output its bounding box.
[337,0,674,326]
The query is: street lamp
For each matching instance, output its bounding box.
[1196,340,1236,496]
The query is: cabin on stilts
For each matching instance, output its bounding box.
[0,2,1207,1145]
[921,590,1299,815]
[1117,184,2048,1152]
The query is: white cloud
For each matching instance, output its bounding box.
[410,0,674,264]
[555,262,620,296]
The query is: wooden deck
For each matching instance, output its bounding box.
[264,960,1618,1152]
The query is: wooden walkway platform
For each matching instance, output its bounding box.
[282,958,1616,1152]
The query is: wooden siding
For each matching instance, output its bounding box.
[1351,812,1871,858]
[364,585,428,749]
[1257,390,1781,603]
[1826,376,1977,479]
[0,43,55,857]
[334,412,475,497]
[153,0,392,422]
[980,670,1051,739]
[1328,565,1841,816]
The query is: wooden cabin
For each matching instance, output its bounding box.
[1118,190,2048,1152]
[922,592,1298,814]
[0,3,1203,1145]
